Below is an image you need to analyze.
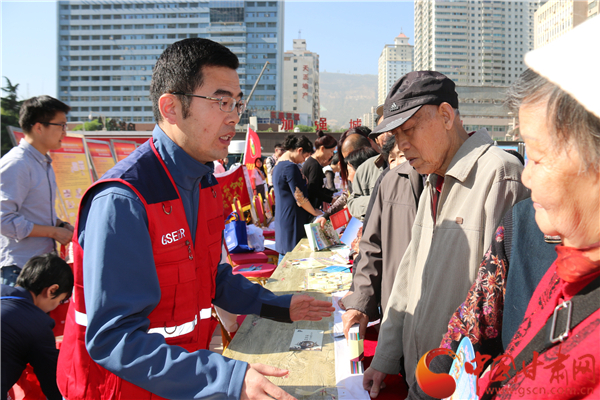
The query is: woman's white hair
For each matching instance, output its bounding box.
[506,69,600,172]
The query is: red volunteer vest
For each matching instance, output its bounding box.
[57,140,224,400]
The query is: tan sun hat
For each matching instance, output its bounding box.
[524,17,600,119]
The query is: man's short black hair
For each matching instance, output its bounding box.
[150,38,239,123]
[381,135,396,159]
[331,153,340,166]
[345,147,379,171]
[16,253,74,299]
[19,96,71,134]
[274,143,283,150]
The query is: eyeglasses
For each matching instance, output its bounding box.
[41,122,68,131]
[171,92,246,116]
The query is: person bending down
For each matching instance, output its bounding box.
[1,253,74,400]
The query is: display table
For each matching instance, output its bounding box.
[223,239,338,399]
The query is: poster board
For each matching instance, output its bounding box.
[49,134,94,224]
[86,139,116,181]
[110,139,137,162]
[215,164,258,222]
[7,126,25,146]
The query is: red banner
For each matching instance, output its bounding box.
[242,126,261,171]
[215,165,252,218]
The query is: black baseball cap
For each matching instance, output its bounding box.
[370,71,459,136]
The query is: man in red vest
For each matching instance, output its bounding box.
[57,38,333,400]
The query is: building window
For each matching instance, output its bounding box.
[210,7,244,23]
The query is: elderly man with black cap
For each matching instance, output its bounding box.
[362,71,529,397]
[340,110,424,341]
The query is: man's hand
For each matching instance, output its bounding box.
[241,363,296,400]
[53,227,74,246]
[289,294,334,321]
[342,309,369,340]
[363,366,387,398]
[315,217,327,228]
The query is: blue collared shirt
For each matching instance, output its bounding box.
[78,126,291,399]
[0,139,57,268]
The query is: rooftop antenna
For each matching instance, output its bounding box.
[298,29,302,39]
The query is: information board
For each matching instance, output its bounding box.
[110,139,137,161]
[49,134,93,224]
[86,139,116,180]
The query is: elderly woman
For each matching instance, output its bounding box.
[477,67,600,397]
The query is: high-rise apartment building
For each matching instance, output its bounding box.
[589,0,599,17]
[361,106,379,131]
[282,39,319,125]
[414,0,544,86]
[57,0,284,126]
[534,0,588,49]
[377,33,413,105]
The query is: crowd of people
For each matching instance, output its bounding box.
[1,18,599,400]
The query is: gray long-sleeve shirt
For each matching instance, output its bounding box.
[0,139,57,268]
[341,161,423,319]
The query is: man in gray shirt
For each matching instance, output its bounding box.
[0,96,74,285]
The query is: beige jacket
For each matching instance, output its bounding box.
[370,129,529,386]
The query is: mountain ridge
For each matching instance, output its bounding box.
[319,71,378,129]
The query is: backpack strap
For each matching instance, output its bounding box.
[482,275,600,399]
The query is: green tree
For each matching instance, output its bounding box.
[1,77,23,156]
[296,124,316,133]
[72,119,103,131]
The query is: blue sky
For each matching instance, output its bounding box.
[1,0,414,99]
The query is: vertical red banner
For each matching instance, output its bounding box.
[242,126,261,172]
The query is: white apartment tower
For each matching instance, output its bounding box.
[282,39,320,125]
[377,34,414,105]
[534,0,588,49]
[590,0,599,17]
[414,0,544,86]
[57,0,285,126]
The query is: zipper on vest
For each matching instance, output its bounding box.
[186,240,193,260]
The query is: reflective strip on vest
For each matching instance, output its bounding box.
[75,310,88,327]
[73,308,212,338]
